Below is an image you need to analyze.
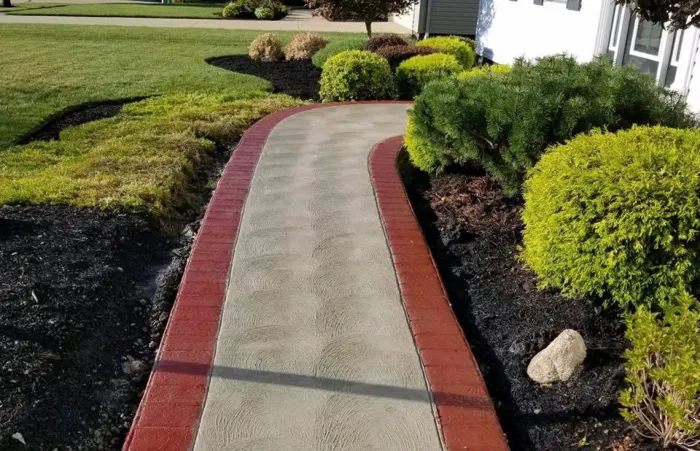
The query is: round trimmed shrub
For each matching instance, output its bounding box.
[254,6,274,19]
[221,0,244,18]
[522,126,700,309]
[312,37,367,68]
[319,50,396,102]
[285,32,329,60]
[248,33,284,62]
[375,44,439,71]
[459,64,510,80]
[365,34,408,52]
[416,36,475,69]
[395,53,461,99]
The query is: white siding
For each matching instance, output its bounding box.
[682,30,700,111]
[392,2,421,33]
[476,0,604,63]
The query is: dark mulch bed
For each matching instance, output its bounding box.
[17,98,146,145]
[207,55,321,101]
[403,164,660,451]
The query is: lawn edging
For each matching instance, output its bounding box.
[123,102,507,451]
[369,136,510,451]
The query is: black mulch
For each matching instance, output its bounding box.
[207,55,321,101]
[402,164,660,451]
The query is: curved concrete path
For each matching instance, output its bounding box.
[124,103,508,451]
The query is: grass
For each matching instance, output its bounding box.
[0,93,304,228]
[8,3,226,19]
[0,3,59,12]
[0,24,362,150]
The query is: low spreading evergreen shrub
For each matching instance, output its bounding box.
[416,36,475,69]
[406,55,690,193]
[522,126,700,308]
[311,37,367,68]
[395,53,461,99]
[319,50,396,101]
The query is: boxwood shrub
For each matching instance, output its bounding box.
[396,53,461,99]
[416,36,475,69]
[375,44,439,71]
[319,50,396,101]
[522,126,700,309]
[312,37,367,68]
[406,55,690,194]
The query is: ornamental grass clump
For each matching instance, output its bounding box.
[285,32,329,60]
[620,292,700,450]
[406,55,690,194]
[395,53,461,99]
[319,50,396,101]
[248,33,284,61]
[416,36,475,69]
[521,126,700,309]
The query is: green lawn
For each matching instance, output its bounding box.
[0,24,360,150]
[7,3,226,19]
[0,3,59,12]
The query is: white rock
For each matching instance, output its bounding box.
[527,329,586,384]
[12,432,26,445]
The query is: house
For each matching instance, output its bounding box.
[475,0,700,110]
[392,0,481,37]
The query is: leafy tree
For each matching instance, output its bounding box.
[306,0,417,37]
[615,0,700,29]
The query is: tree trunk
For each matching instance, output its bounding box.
[2,0,12,8]
[365,20,372,38]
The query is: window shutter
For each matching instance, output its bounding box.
[566,0,581,10]
[534,0,543,4]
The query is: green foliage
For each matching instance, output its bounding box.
[311,37,367,68]
[374,44,438,71]
[458,64,510,79]
[319,50,396,101]
[416,36,475,69]
[406,55,690,193]
[222,0,244,18]
[365,34,408,52]
[395,53,461,99]
[0,93,304,230]
[521,126,700,309]
[254,5,274,18]
[620,293,700,449]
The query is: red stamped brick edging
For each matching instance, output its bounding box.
[369,136,510,451]
[122,102,411,451]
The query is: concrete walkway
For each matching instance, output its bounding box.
[0,7,411,33]
[124,103,509,451]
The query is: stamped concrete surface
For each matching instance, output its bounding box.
[193,104,442,450]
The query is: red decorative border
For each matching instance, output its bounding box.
[369,136,509,451]
[123,103,507,451]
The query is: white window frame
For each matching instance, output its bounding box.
[628,16,665,61]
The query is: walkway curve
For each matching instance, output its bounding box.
[123,102,508,451]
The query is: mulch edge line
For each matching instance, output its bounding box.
[121,101,410,451]
[369,136,510,451]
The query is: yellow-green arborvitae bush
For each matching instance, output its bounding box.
[319,50,396,102]
[416,36,475,69]
[522,126,700,309]
[458,64,511,80]
[395,53,461,100]
[620,292,700,449]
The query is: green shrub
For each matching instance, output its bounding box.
[395,53,461,99]
[458,64,510,79]
[374,44,439,71]
[365,34,408,52]
[416,36,475,69]
[620,293,700,449]
[221,0,244,18]
[521,126,700,308]
[254,6,274,19]
[319,50,396,101]
[311,37,367,68]
[406,55,690,193]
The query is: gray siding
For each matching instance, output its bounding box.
[426,0,479,35]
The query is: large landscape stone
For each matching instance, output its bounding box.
[527,329,586,384]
